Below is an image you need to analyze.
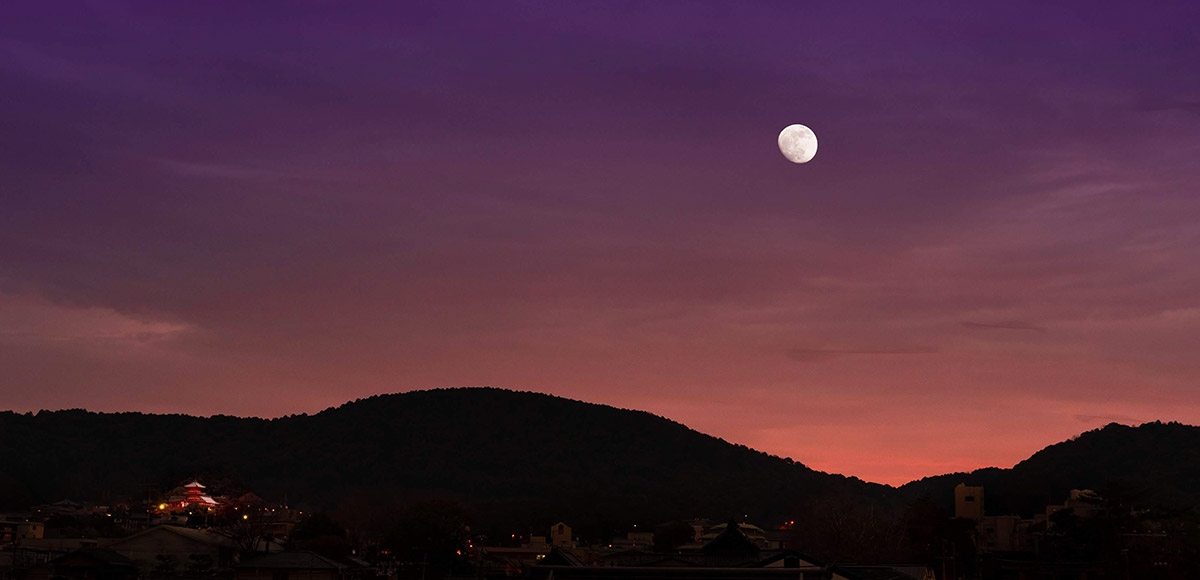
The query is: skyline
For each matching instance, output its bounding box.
[0,386,1173,488]
[3,1,1200,485]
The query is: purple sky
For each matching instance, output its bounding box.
[3,1,1200,484]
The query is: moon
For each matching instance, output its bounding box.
[778,124,818,163]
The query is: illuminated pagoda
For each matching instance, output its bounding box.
[159,480,220,512]
[183,480,219,507]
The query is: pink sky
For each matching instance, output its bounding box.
[3,2,1200,485]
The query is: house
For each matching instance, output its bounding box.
[698,523,768,548]
[235,550,348,580]
[979,515,1023,552]
[102,525,237,572]
[535,524,833,580]
[0,519,45,542]
[751,551,823,569]
[830,566,933,580]
[3,538,100,577]
[1044,489,1103,523]
[32,500,87,518]
[48,549,138,580]
[550,522,574,548]
[699,521,760,567]
[528,564,836,580]
[598,549,685,568]
[478,544,551,569]
[954,484,984,521]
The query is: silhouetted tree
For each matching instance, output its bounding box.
[901,494,944,564]
[789,492,905,564]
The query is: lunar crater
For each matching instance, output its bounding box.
[778,124,817,163]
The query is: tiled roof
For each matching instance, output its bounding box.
[106,525,237,549]
[830,566,923,580]
[237,550,348,570]
[52,549,137,567]
[166,526,236,546]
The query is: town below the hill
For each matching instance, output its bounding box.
[2,476,1197,580]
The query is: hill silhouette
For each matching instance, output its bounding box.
[899,421,1200,516]
[2,389,1196,531]
[0,388,881,528]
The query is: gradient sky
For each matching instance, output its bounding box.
[3,1,1200,485]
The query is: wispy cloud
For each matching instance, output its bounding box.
[787,346,940,362]
[961,321,1047,332]
[0,38,160,96]
[153,158,289,180]
[0,292,188,345]
[1135,99,1200,114]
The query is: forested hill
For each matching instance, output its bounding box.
[4,390,1196,528]
[0,388,881,527]
[899,421,1200,516]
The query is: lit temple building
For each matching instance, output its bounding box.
[183,481,219,507]
[159,480,221,512]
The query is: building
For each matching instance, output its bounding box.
[32,500,87,518]
[102,525,237,572]
[954,483,984,520]
[596,521,769,568]
[830,566,932,580]
[179,480,220,509]
[699,522,768,548]
[608,531,654,551]
[550,522,574,548]
[236,550,348,580]
[1044,489,1103,523]
[531,566,837,580]
[478,537,552,571]
[48,549,138,580]
[754,551,824,569]
[979,515,1022,552]
[531,541,837,580]
[0,519,44,542]
[155,480,221,514]
[699,522,761,567]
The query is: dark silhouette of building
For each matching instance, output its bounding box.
[48,549,137,580]
[235,550,349,580]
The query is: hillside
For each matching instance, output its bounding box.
[0,388,881,528]
[3,390,1196,532]
[899,421,1200,516]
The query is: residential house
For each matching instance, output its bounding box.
[102,525,237,574]
[48,549,138,580]
[235,550,348,580]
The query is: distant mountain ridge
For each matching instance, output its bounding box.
[1,389,1196,525]
[0,388,879,527]
[899,421,1200,515]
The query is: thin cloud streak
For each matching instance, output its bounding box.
[961,321,1048,332]
[787,346,941,362]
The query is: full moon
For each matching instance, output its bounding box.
[778,124,818,163]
